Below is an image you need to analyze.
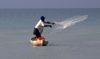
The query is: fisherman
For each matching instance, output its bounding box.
[33,16,55,38]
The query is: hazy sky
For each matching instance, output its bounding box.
[0,0,100,9]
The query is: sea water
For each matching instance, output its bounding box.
[0,8,100,59]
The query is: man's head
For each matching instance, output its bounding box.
[40,16,45,21]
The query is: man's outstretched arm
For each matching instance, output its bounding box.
[44,25,52,28]
[44,21,55,25]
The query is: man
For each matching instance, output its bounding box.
[33,16,55,38]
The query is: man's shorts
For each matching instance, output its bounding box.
[33,28,41,37]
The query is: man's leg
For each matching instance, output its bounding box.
[35,33,41,38]
[33,28,41,38]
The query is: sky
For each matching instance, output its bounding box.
[0,0,100,9]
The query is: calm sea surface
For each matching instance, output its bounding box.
[0,8,100,59]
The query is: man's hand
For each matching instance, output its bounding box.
[51,23,55,25]
[49,25,52,28]
[45,21,55,25]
